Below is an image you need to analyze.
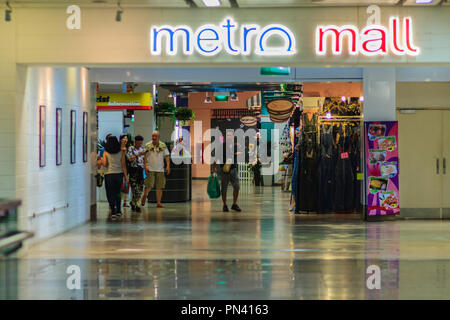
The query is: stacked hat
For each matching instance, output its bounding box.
[240,116,258,127]
[267,99,294,123]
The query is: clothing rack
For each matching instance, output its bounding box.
[316,115,362,144]
[318,115,362,122]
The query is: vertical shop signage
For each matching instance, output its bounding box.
[365,121,400,216]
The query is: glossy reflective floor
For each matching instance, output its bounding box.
[2,181,450,299]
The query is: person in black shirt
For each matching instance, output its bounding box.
[213,131,242,212]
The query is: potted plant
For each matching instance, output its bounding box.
[155,102,175,116]
[174,107,195,125]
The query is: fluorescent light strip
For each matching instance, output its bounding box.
[202,0,221,7]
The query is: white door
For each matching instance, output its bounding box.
[398,110,442,218]
[441,111,450,218]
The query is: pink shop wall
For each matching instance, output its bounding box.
[302,82,363,97]
[188,91,260,178]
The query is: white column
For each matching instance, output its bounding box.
[363,68,396,121]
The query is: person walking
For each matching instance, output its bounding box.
[120,134,130,208]
[126,135,146,212]
[141,131,171,208]
[212,131,242,212]
[98,136,128,220]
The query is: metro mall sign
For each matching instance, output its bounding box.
[150,18,296,56]
[150,17,419,57]
[316,17,419,56]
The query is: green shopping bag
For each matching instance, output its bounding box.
[207,173,221,199]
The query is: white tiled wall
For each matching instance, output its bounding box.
[15,66,91,245]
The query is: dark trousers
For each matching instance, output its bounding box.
[253,171,262,186]
[334,158,354,212]
[105,173,123,211]
[317,157,334,213]
[298,157,317,212]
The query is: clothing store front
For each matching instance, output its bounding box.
[2,4,450,243]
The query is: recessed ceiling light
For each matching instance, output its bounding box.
[201,0,221,7]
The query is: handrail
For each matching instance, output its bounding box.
[0,231,34,253]
[29,203,69,219]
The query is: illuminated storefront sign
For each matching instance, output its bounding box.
[150,17,296,56]
[151,16,420,58]
[96,93,152,110]
[316,17,419,56]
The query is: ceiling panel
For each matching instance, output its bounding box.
[402,0,443,5]
[11,0,446,7]
[12,0,193,8]
[237,0,401,7]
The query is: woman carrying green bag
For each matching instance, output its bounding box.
[207,172,221,199]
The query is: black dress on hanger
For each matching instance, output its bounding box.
[334,124,354,213]
[297,113,318,213]
[351,127,361,211]
[317,124,335,213]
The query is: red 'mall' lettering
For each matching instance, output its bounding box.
[361,27,387,54]
[317,26,358,55]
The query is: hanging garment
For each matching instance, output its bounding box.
[351,127,361,211]
[297,113,318,213]
[291,143,300,212]
[317,124,335,213]
[334,125,355,213]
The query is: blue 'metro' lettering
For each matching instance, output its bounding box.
[153,27,191,53]
[197,28,220,53]
[259,27,294,53]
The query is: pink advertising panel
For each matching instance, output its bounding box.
[365,121,400,216]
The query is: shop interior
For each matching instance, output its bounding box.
[95,80,364,216]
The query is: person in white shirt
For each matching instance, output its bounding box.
[141,131,170,208]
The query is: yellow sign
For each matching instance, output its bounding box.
[96,92,152,110]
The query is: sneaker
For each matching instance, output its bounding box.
[135,206,141,213]
[130,204,136,212]
[141,197,146,207]
[231,204,241,212]
[223,205,229,212]
[123,202,129,208]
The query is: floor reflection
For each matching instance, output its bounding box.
[1,258,449,300]
[6,181,450,299]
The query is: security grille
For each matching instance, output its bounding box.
[211,109,260,119]
[238,163,253,186]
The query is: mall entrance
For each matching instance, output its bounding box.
[94,73,365,219]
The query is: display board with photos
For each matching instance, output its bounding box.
[365,121,400,216]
